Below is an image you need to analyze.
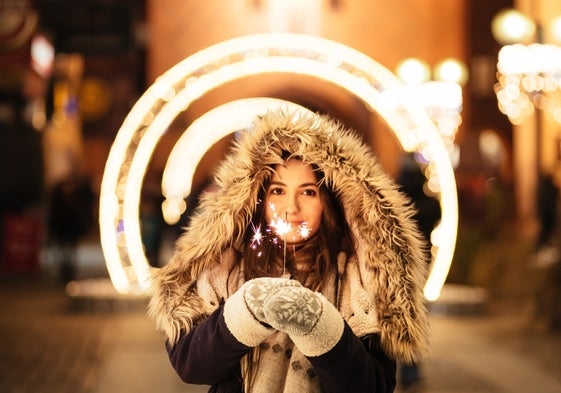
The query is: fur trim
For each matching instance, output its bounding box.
[147,109,429,362]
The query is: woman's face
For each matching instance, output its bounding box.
[265,158,323,244]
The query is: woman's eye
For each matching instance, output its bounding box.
[269,187,284,195]
[302,188,317,196]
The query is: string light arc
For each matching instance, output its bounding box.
[99,33,458,300]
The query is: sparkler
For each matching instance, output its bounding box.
[298,222,311,239]
[283,212,287,275]
[253,203,313,276]
[269,211,290,275]
[250,223,263,249]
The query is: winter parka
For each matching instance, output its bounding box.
[148,108,430,392]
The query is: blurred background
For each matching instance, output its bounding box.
[1,0,561,392]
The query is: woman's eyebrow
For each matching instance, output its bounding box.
[299,182,318,188]
[268,181,318,188]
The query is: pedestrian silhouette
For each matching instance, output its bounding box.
[47,175,95,282]
[536,173,559,250]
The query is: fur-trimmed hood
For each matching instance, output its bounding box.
[148,109,429,362]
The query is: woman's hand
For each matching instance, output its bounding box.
[226,277,344,355]
[262,285,323,335]
[263,286,345,357]
[223,277,301,347]
[242,277,302,323]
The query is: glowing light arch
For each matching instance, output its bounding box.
[99,33,457,300]
[162,98,316,221]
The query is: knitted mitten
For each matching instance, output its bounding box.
[263,286,345,357]
[223,277,300,347]
[243,277,302,323]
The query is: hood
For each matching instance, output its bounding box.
[148,108,429,362]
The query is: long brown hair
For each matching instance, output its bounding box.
[240,158,354,290]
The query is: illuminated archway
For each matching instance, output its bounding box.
[99,33,457,300]
[162,98,316,223]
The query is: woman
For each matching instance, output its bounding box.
[148,109,429,392]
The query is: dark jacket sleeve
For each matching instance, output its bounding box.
[166,305,251,387]
[167,306,396,393]
[308,323,397,393]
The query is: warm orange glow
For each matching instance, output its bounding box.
[99,33,458,300]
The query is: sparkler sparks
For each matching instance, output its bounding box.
[266,203,313,242]
[250,203,314,275]
[270,214,292,237]
[250,223,263,249]
[267,203,305,240]
[297,222,311,239]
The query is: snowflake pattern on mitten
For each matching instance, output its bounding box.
[243,277,301,322]
[263,286,323,336]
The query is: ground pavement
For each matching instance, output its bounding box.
[1,276,560,393]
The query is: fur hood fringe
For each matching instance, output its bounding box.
[148,109,429,363]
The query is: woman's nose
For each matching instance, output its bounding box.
[285,193,299,215]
